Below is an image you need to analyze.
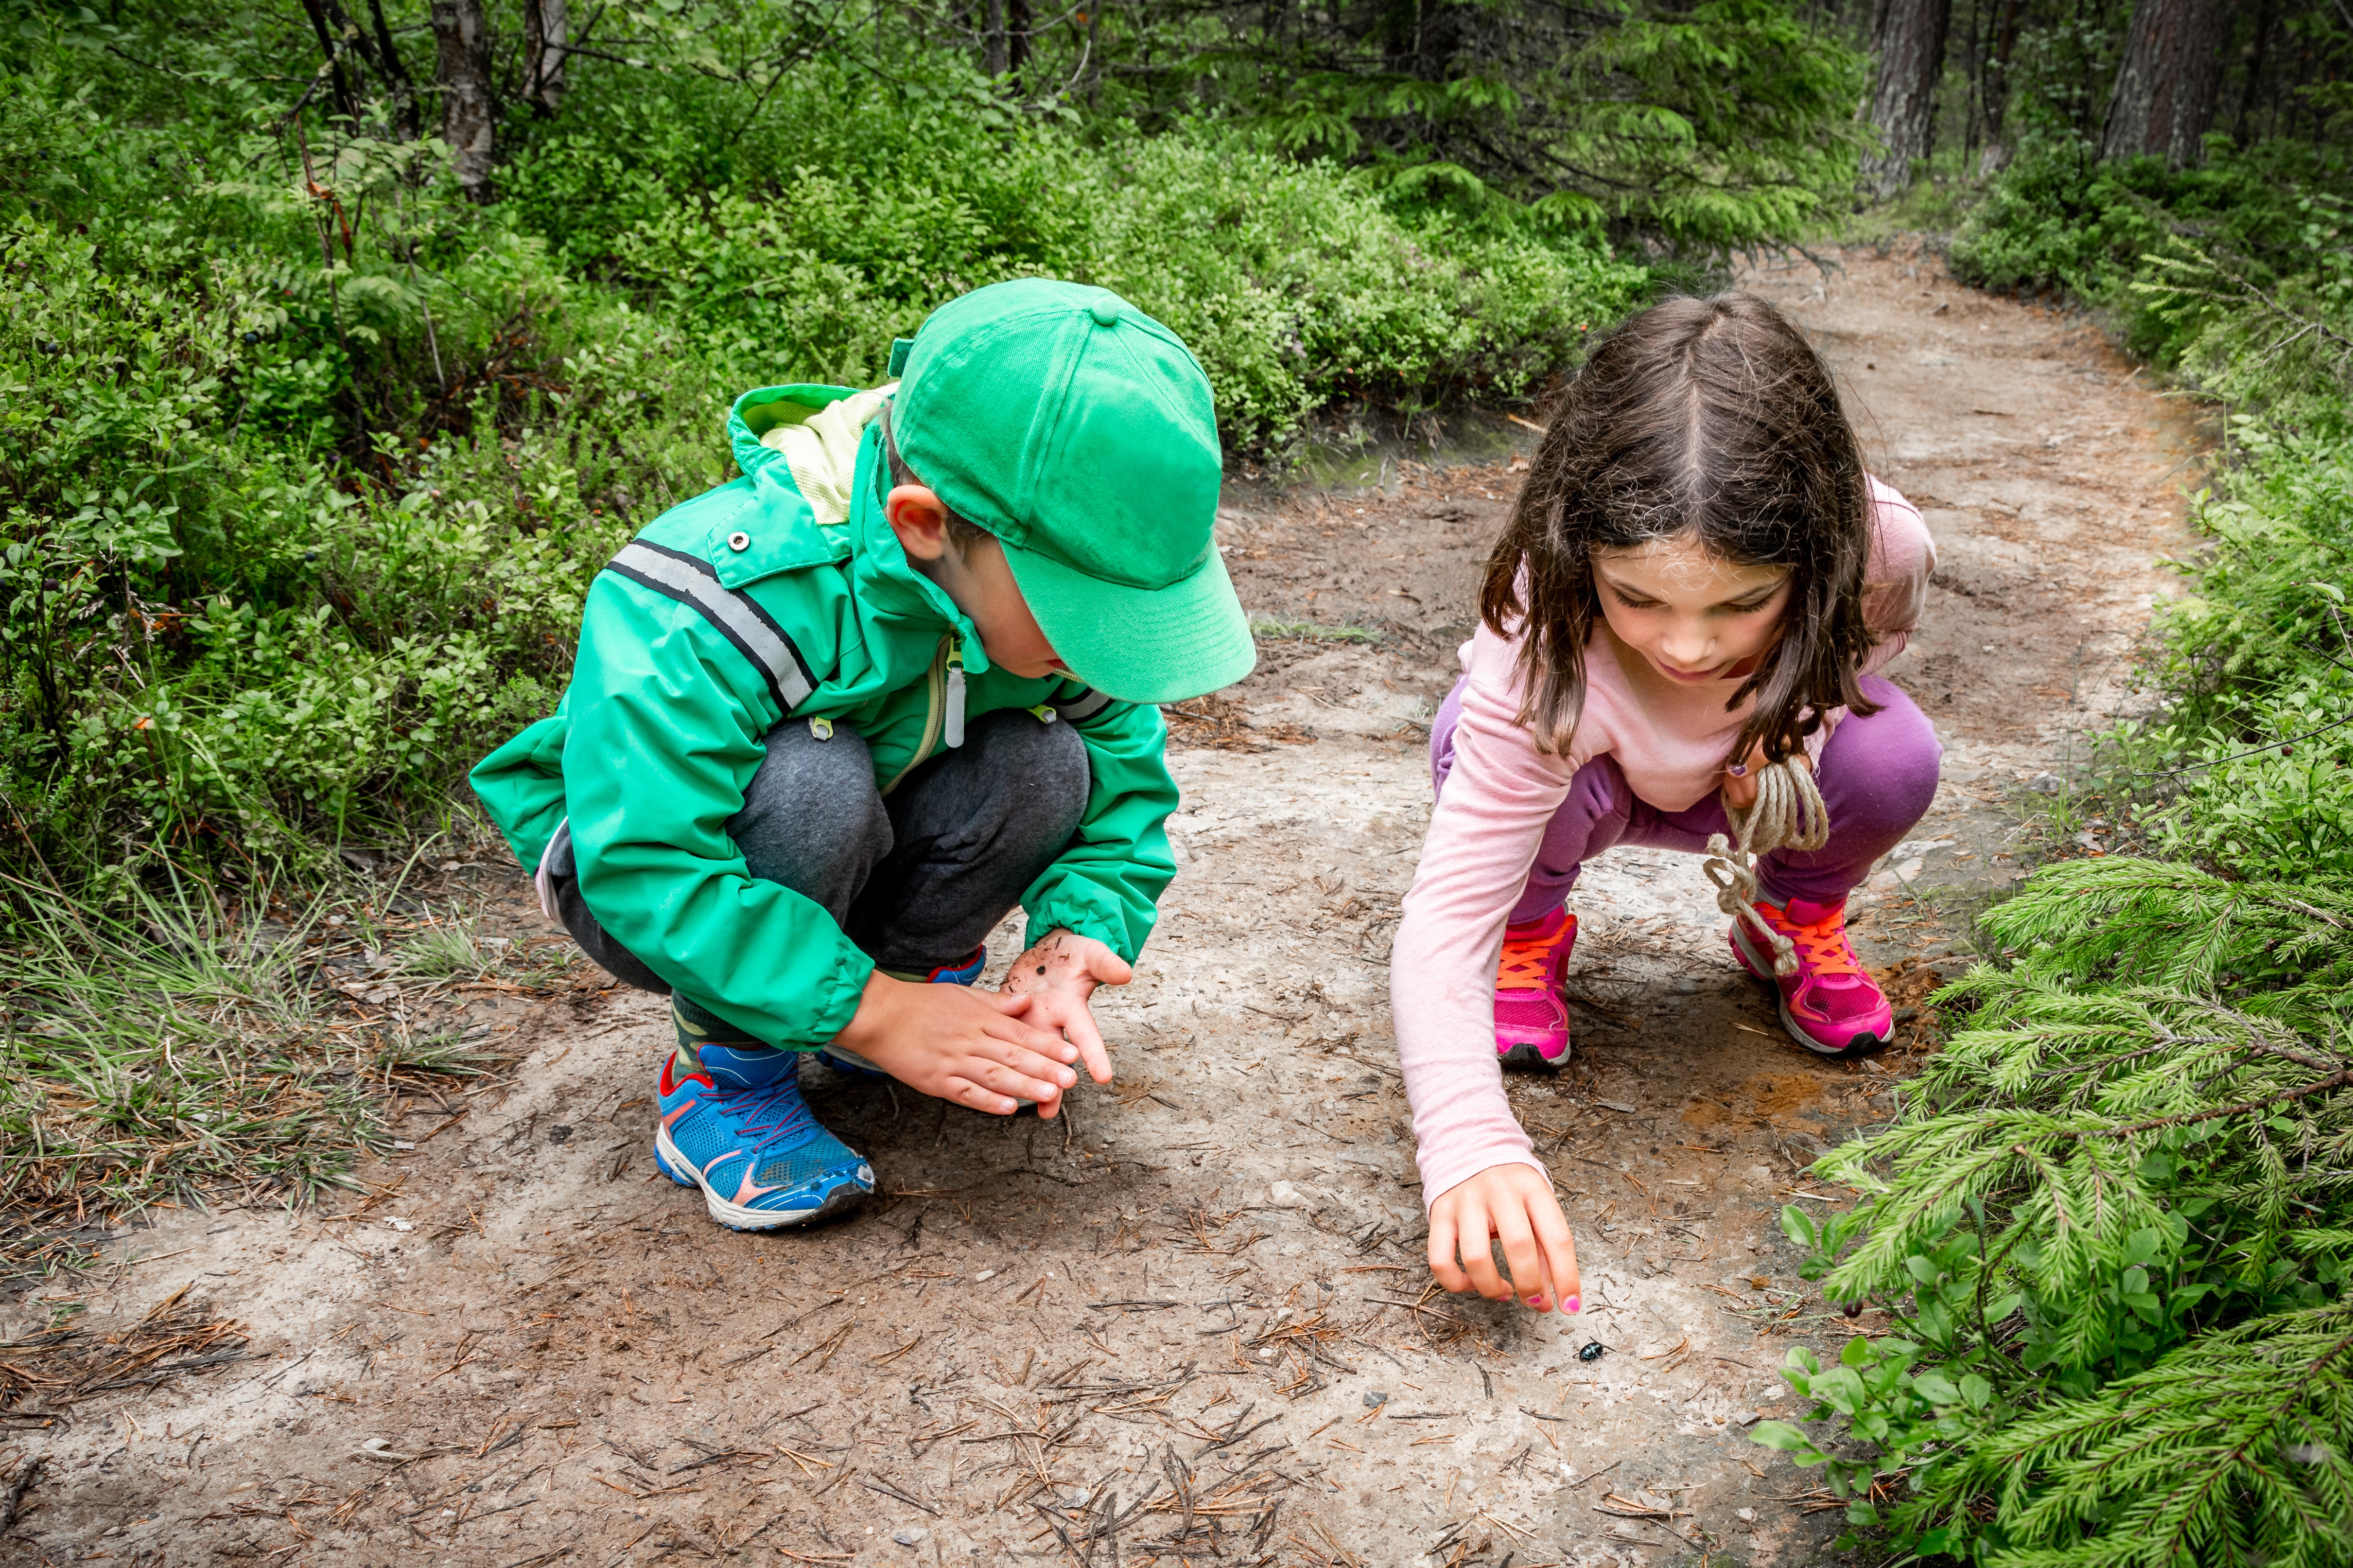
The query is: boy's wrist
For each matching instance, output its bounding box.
[834,968,913,1053]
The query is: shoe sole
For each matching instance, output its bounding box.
[1729,927,1887,1059]
[1498,1040,1570,1072]
[653,1125,871,1231]
[818,1042,886,1077]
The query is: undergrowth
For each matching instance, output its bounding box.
[0,876,504,1281]
[1756,135,2353,1565]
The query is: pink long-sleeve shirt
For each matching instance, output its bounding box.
[1391,479,1935,1205]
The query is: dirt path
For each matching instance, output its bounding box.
[15,242,2206,1568]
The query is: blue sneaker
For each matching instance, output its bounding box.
[654,1036,873,1231]
[820,943,988,1077]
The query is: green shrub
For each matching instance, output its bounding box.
[0,82,727,886]
[0,51,1647,892]
[505,60,1647,450]
[1763,140,2353,1567]
[1953,135,2353,365]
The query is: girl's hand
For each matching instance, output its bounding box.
[1723,740,1811,813]
[999,927,1132,1087]
[1427,1164,1581,1313]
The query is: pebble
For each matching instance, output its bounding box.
[892,1528,928,1545]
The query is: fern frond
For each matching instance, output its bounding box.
[1972,859,2353,1024]
[1946,1305,2353,1568]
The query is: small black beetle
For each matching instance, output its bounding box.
[1577,1340,1607,1363]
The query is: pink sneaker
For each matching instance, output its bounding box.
[1729,897,1893,1057]
[1494,907,1577,1071]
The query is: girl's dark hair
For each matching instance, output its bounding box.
[1480,291,1879,765]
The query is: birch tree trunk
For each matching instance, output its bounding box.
[1863,0,1954,200]
[525,0,568,117]
[2099,0,2230,166]
[431,0,496,202]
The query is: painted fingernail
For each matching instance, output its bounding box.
[1525,1295,1547,1310]
[1562,1295,1582,1314]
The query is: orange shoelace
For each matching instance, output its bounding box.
[1763,906,1864,976]
[1497,915,1577,989]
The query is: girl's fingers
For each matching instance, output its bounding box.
[1426,1207,1471,1293]
[1525,1194,1581,1307]
[1085,946,1135,986]
[1459,1214,1511,1299]
[1530,1195,1582,1310]
[1492,1203,1546,1306]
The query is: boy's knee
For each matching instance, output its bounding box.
[731,719,890,886]
[971,708,1090,840]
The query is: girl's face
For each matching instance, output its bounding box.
[1592,532,1793,685]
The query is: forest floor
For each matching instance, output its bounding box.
[11,239,2210,1568]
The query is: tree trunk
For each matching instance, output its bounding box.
[1007,0,1031,83]
[1979,0,2024,167]
[297,0,363,126]
[983,0,1007,76]
[1863,0,1954,200]
[524,0,568,117]
[431,0,496,202]
[362,0,421,140]
[2099,0,2230,166]
[2234,0,2277,143]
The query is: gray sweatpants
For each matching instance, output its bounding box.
[547,707,1091,994]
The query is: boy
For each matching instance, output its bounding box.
[470,279,1254,1230]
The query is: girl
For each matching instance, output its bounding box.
[1391,293,1940,1315]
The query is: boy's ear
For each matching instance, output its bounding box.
[885,484,950,561]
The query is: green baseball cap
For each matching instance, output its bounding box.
[892,278,1255,705]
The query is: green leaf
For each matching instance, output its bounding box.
[1747,1420,1821,1457]
[1839,1335,1875,1368]
[1959,1373,1993,1410]
[1913,1371,1961,1404]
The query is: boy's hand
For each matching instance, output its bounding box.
[1427,1164,1581,1314]
[1723,742,1811,813]
[833,973,1082,1118]
[1000,928,1132,1086]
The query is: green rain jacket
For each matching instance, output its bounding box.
[468,382,1179,1049]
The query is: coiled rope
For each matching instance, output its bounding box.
[1701,757,1832,977]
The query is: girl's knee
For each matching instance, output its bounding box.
[1830,683,1943,835]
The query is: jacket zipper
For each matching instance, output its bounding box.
[881,635,952,796]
